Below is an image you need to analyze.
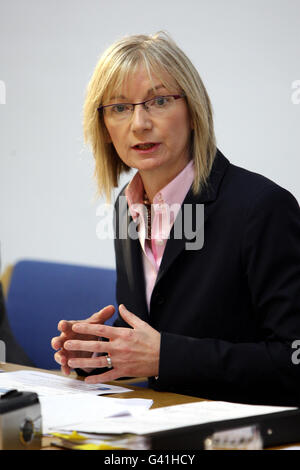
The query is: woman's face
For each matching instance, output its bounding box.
[103,65,193,183]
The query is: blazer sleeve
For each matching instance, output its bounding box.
[157,185,300,406]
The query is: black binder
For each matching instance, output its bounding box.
[148,407,300,449]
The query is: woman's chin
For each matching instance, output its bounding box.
[133,157,165,172]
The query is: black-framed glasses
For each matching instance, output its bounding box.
[97,94,185,121]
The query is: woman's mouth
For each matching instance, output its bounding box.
[132,143,160,154]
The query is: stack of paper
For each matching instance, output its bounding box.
[0,370,153,435]
[0,370,131,396]
[0,370,296,444]
[51,400,296,436]
[40,395,153,434]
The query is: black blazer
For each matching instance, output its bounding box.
[113,149,300,406]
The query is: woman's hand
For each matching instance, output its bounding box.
[63,304,161,383]
[51,305,116,375]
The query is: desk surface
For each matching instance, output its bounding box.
[1,362,203,450]
[1,362,203,408]
[2,363,297,451]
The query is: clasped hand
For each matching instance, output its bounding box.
[51,304,161,384]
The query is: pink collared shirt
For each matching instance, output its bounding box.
[125,160,195,311]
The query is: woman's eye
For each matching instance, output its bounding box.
[112,104,128,113]
[154,96,168,106]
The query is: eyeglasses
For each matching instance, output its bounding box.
[98,94,185,121]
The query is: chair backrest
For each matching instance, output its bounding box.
[5,260,118,369]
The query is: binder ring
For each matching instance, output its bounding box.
[106,354,113,368]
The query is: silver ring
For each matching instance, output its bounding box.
[106,355,113,369]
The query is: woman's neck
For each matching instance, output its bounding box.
[139,160,190,203]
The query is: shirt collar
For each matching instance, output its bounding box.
[125,160,195,221]
[153,159,194,207]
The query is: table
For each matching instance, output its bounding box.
[0,362,203,450]
[2,363,298,450]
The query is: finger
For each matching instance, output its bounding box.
[61,362,71,375]
[51,336,63,350]
[52,333,68,349]
[54,350,62,365]
[118,304,146,329]
[89,305,116,323]
[57,305,115,333]
[58,320,75,333]
[72,322,119,339]
[64,340,111,354]
[54,347,69,364]
[55,349,72,375]
[67,356,110,369]
[85,369,120,384]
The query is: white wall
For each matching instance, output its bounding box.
[0,0,299,271]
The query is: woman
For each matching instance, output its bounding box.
[52,32,300,406]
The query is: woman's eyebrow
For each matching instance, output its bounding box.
[110,84,167,101]
[146,84,167,96]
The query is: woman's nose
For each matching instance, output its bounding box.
[130,104,152,132]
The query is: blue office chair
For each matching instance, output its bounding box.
[5,260,118,369]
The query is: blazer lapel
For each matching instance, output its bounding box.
[117,195,149,319]
[156,149,230,285]
[115,149,230,313]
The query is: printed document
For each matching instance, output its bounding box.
[0,370,131,396]
[54,400,296,435]
[39,394,153,434]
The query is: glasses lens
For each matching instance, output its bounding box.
[148,96,175,112]
[104,95,179,121]
[104,103,133,120]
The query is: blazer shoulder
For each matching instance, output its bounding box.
[224,161,299,210]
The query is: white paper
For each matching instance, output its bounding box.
[282,445,300,450]
[0,370,131,396]
[39,394,153,434]
[56,400,296,435]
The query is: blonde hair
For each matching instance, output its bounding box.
[83,31,216,201]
